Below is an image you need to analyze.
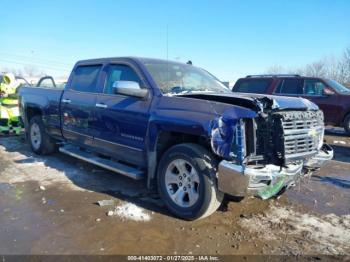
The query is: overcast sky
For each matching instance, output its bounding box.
[1,0,349,81]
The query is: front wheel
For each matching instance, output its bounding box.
[157,143,223,220]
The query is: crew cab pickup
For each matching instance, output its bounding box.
[19,58,333,220]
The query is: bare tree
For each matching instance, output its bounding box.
[264,45,350,85]
[324,56,341,82]
[338,47,350,84]
[13,68,24,77]
[304,60,327,77]
[0,67,23,77]
[265,65,286,74]
[23,65,39,78]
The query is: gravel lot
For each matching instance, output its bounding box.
[0,128,349,255]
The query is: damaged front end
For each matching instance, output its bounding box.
[211,97,333,200]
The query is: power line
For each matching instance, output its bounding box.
[0,58,71,72]
[0,52,73,67]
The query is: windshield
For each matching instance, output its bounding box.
[143,61,230,95]
[325,79,350,93]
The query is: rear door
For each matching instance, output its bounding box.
[92,62,152,167]
[61,64,102,147]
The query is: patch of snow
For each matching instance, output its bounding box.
[0,139,95,191]
[0,138,150,197]
[334,140,346,145]
[113,203,151,222]
[239,205,350,254]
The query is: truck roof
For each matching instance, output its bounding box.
[75,57,188,66]
[240,74,327,81]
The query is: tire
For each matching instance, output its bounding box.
[344,114,350,135]
[157,143,224,220]
[28,116,57,155]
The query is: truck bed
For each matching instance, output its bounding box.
[19,86,64,138]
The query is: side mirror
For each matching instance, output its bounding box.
[112,81,149,98]
[322,87,335,96]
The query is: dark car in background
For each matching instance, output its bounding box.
[232,75,350,134]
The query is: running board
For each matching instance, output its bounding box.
[59,145,144,180]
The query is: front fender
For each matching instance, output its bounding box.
[144,104,257,188]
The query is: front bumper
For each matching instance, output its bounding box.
[217,144,333,200]
[304,144,333,169]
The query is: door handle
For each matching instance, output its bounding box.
[62,99,71,104]
[95,103,108,109]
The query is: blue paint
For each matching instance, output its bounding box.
[211,117,237,159]
[19,57,320,178]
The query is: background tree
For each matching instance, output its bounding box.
[264,45,350,86]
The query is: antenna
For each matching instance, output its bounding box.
[166,25,169,87]
[166,24,169,61]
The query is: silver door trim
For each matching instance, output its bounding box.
[94,137,143,152]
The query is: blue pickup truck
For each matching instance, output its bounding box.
[19,57,333,220]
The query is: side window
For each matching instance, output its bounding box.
[303,80,326,96]
[234,79,271,93]
[275,79,302,94]
[70,65,101,93]
[104,64,141,94]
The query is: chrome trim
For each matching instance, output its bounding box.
[62,99,71,103]
[62,129,143,152]
[217,143,332,199]
[218,160,303,198]
[94,137,143,152]
[63,128,93,139]
[304,144,333,169]
[95,103,108,109]
[59,146,144,180]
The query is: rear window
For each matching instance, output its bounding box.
[233,79,271,93]
[70,65,101,93]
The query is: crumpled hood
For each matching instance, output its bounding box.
[179,92,319,111]
[238,92,319,111]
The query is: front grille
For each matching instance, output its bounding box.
[278,111,324,162]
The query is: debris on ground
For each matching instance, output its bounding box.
[97,199,115,206]
[39,185,46,191]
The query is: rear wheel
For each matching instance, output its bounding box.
[157,143,223,220]
[344,114,350,135]
[29,116,57,155]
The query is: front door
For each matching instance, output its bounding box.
[61,64,102,147]
[92,63,152,167]
[301,79,340,125]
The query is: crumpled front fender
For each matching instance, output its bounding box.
[210,107,256,159]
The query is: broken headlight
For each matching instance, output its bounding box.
[211,117,246,163]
